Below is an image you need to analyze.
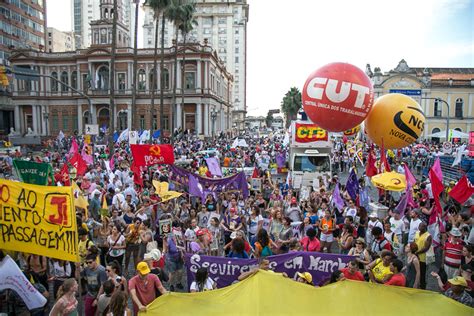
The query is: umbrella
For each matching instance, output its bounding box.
[414,144,429,150]
[427,129,469,139]
[371,171,407,191]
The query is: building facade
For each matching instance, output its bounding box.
[73,0,134,50]
[46,27,75,53]
[9,42,233,137]
[143,0,249,129]
[367,59,474,139]
[0,0,47,60]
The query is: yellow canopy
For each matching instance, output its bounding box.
[142,270,472,316]
[371,171,407,191]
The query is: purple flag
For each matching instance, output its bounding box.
[406,184,417,208]
[404,164,416,187]
[188,174,204,201]
[345,169,359,201]
[276,152,286,168]
[395,191,408,216]
[331,183,344,211]
[185,251,354,289]
[205,157,222,177]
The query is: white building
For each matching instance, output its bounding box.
[142,0,249,129]
[72,0,135,49]
[46,28,75,53]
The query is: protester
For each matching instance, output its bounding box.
[443,227,464,279]
[78,254,108,316]
[49,278,78,316]
[190,267,217,292]
[340,261,365,281]
[300,228,321,252]
[442,276,473,307]
[404,243,421,288]
[296,272,314,286]
[129,262,167,314]
[106,291,132,316]
[368,250,394,284]
[414,222,433,289]
[384,259,406,287]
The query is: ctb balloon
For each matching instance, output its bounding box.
[365,93,425,149]
[302,62,374,132]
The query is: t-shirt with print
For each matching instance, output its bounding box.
[385,273,406,287]
[190,277,215,292]
[81,265,108,297]
[371,259,392,283]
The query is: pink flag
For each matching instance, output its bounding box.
[403,164,416,187]
[81,145,93,165]
[428,158,443,226]
[109,156,115,171]
[68,138,79,158]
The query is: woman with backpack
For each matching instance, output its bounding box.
[300,228,321,252]
[254,229,275,258]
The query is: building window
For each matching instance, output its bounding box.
[455,98,463,118]
[60,71,69,92]
[163,115,169,131]
[161,69,169,89]
[51,72,58,92]
[431,128,440,143]
[100,29,107,44]
[149,69,157,90]
[140,115,145,130]
[82,74,89,91]
[153,115,157,130]
[118,111,127,130]
[138,69,146,91]
[71,71,78,89]
[118,73,126,91]
[434,100,441,117]
[52,111,59,131]
[96,66,109,90]
[62,112,69,130]
[235,56,239,63]
[185,72,195,89]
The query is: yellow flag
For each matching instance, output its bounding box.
[72,181,89,216]
[153,180,169,195]
[102,197,108,209]
[160,190,182,202]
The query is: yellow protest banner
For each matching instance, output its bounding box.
[160,190,182,202]
[0,179,79,262]
[152,180,169,195]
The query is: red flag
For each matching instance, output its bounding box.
[379,142,391,173]
[68,152,88,176]
[428,158,444,224]
[365,148,378,177]
[130,144,175,167]
[55,163,70,186]
[252,167,259,179]
[449,175,474,204]
[131,162,143,186]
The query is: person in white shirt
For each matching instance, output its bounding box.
[366,212,383,246]
[408,210,422,243]
[190,267,216,292]
[112,188,125,211]
[343,200,357,219]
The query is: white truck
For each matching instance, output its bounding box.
[289,120,333,189]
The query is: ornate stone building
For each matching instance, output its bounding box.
[366,59,474,140]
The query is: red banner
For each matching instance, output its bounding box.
[470,131,474,157]
[131,144,175,167]
[294,123,328,143]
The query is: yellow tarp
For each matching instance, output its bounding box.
[371,171,407,191]
[142,270,472,316]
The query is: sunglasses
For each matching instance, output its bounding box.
[86,261,94,264]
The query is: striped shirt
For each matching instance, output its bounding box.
[443,241,463,268]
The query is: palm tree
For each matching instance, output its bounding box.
[281,87,301,128]
[130,0,141,131]
[178,3,197,131]
[166,0,195,141]
[145,0,170,137]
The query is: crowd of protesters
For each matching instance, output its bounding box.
[0,129,473,315]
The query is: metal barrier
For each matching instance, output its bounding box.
[423,156,474,183]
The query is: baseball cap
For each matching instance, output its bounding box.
[137,261,151,275]
[144,249,162,262]
[297,272,313,285]
[196,229,206,236]
[291,197,297,204]
[449,227,462,237]
[448,276,468,287]
[369,212,378,218]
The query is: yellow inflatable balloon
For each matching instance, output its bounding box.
[365,93,424,149]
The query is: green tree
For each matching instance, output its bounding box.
[145,0,171,136]
[281,87,301,127]
[266,111,274,129]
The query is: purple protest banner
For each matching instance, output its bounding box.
[185,251,354,290]
[170,165,249,199]
[205,157,223,177]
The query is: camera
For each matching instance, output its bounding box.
[116,276,122,283]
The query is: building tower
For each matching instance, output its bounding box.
[90,0,130,47]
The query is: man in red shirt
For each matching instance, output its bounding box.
[340,260,365,281]
[443,228,464,279]
[385,259,406,287]
[129,261,167,314]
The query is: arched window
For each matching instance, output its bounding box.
[431,128,440,143]
[51,71,58,92]
[138,69,146,91]
[60,71,69,92]
[161,68,169,89]
[96,66,109,90]
[83,110,90,126]
[455,98,463,118]
[71,71,78,90]
[149,69,157,90]
[118,110,128,130]
[433,100,441,117]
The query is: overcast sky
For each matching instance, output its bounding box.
[48,0,473,116]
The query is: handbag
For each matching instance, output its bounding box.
[425,245,435,265]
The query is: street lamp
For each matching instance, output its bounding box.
[210,107,217,138]
[421,97,450,140]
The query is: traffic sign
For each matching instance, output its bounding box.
[442,141,452,154]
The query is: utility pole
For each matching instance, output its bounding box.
[109,0,118,152]
[422,97,450,140]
